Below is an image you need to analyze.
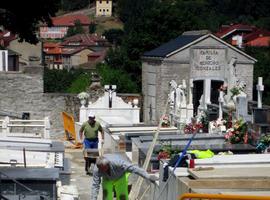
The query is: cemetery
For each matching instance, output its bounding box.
[0,32,270,199]
[56,33,270,200]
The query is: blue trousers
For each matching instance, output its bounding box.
[84,138,98,172]
[83,138,98,149]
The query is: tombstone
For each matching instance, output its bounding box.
[257,77,264,109]
[252,108,270,134]
[236,96,248,120]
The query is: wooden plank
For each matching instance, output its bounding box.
[188,167,270,179]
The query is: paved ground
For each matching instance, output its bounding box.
[64,149,155,200]
[65,149,94,200]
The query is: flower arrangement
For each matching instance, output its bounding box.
[184,117,203,134]
[197,111,209,132]
[209,118,227,133]
[156,141,178,160]
[161,114,170,127]
[224,118,248,144]
[77,92,89,100]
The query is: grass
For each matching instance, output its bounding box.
[95,17,123,35]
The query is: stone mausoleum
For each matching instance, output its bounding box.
[142,33,256,124]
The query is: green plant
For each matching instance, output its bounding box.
[97,63,139,93]
[67,73,92,93]
[230,86,241,97]
[43,68,92,93]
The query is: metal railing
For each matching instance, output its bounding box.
[0,116,50,139]
[0,171,49,200]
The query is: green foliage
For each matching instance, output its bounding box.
[61,0,89,11]
[66,20,85,37]
[96,63,139,93]
[89,23,97,34]
[245,47,270,105]
[44,68,92,93]
[103,29,124,46]
[230,87,241,97]
[104,0,270,94]
[67,73,92,93]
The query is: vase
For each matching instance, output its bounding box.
[80,99,86,107]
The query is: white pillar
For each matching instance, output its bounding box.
[187,79,194,122]
[257,77,264,108]
[0,50,8,71]
[79,107,88,123]
[204,79,211,108]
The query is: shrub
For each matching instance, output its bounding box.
[97,63,139,93]
[43,68,92,93]
[67,73,92,93]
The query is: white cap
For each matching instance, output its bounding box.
[88,112,95,118]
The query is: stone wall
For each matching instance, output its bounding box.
[0,66,100,138]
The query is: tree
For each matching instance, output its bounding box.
[103,29,124,46]
[89,23,97,34]
[61,0,89,11]
[245,47,270,105]
[66,20,85,37]
[0,0,61,44]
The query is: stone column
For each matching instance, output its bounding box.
[203,79,211,108]
[187,79,194,122]
[257,77,264,108]
[79,106,88,123]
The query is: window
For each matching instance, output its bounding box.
[100,9,102,12]
[106,0,109,3]
[99,0,102,3]
[107,9,109,12]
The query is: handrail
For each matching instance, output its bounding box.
[1,116,50,139]
[179,193,270,200]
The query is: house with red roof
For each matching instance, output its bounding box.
[43,33,109,69]
[216,24,270,48]
[44,43,94,70]
[39,14,92,39]
[61,33,110,50]
[244,29,270,47]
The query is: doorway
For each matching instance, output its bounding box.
[211,80,224,104]
[193,80,204,115]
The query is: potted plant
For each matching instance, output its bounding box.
[77,92,89,107]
